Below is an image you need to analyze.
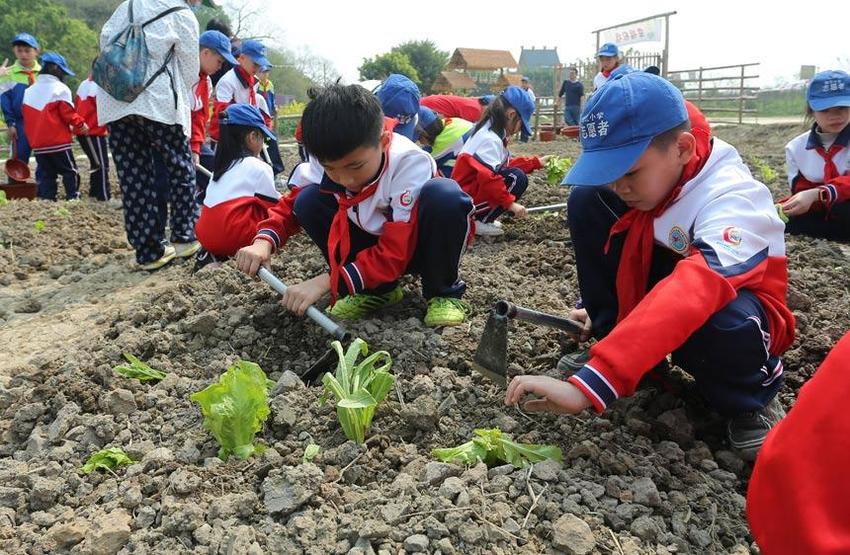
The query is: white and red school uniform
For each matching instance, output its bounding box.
[74,78,108,137]
[784,123,850,211]
[23,74,85,154]
[75,77,112,200]
[569,137,796,412]
[451,121,542,212]
[189,72,213,156]
[209,66,258,141]
[255,133,463,300]
[195,156,280,257]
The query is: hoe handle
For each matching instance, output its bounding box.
[495,300,585,334]
[257,267,350,341]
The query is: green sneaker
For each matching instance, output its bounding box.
[327,286,403,320]
[425,297,470,327]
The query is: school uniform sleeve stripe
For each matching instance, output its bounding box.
[568,364,618,412]
[255,229,280,250]
[341,263,363,294]
[692,239,769,278]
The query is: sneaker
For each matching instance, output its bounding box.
[557,348,590,375]
[474,220,504,237]
[173,241,201,258]
[425,297,470,327]
[139,245,176,271]
[194,248,226,272]
[327,286,404,320]
[727,397,786,462]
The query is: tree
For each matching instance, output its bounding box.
[393,40,448,94]
[358,51,420,86]
[53,0,121,31]
[0,0,99,90]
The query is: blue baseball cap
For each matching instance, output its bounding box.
[609,64,636,80]
[376,74,420,140]
[502,85,535,136]
[41,52,75,76]
[222,104,276,140]
[240,40,270,70]
[598,43,619,57]
[480,94,496,105]
[563,72,688,186]
[199,30,238,66]
[418,106,438,129]
[12,33,39,49]
[807,70,850,112]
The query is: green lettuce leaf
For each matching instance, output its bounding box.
[545,156,573,186]
[432,428,563,468]
[114,354,167,383]
[190,360,271,460]
[81,447,136,474]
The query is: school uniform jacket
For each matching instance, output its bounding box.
[22,75,86,154]
[569,139,795,413]
[189,73,212,155]
[420,95,485,122]
[74,78,108,137]
[195,156,280,256]
[0,60,40,129]
[452,121,542,210]
[254,133,440,296]
[784,124,850,211]
[209,66,257,141]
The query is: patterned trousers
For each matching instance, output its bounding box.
[107,116,198,264]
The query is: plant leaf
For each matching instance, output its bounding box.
[432,440,489,465]
[114,354,166,383]
[434,428,562,468]
[190,360,271,460]
[303,443,320,464]
[545,156,573,185]
[81,447,136,474]
[337,388,377,409]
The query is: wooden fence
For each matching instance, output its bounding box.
[667,63,760,124]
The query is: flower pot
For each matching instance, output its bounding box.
[539,130,556,142]
[0,181,36,200]
[561,125,580,138]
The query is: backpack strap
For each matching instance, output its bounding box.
[128,0,135,24]
[141,4,188,28]
[144,44,180,108]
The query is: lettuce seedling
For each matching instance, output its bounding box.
[432,428,563,468]
[302,443,320,464]
[545,156,573,185]
[114,354,166,383]
[320,339,394,445]
[82,447,136,474]
[190,361,271,460]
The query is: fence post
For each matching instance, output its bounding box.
[533,96,541,141]
[738,64,745,124]
[697,67,704,109]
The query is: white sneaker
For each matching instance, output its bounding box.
[173,241,201,258]
[474,220,504,236]
[139,245,177,271]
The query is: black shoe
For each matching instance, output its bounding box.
[557,348,590,375]
[193,248,226,272]
[727,397,786,462]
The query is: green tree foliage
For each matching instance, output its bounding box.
[0,0,99,89]
[54,0,122,30]
[393,40,448,94]
[359,51,420,86]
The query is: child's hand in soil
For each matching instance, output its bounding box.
[508,202,527,219]
[505,376,593,414]
[280,274,330,316]
[567,308,593,343]
[780,189,820,216]
[235,240,272,277]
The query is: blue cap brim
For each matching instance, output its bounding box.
[61,67,76,77]
[250,55,271,69]
[221,50,238,66]
[394,119,416,140]
[259,126,276,141]
[809,96,850,112]
[562,137,651,186]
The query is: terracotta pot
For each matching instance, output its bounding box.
[539,130,555,142]
[0,181,36,200]
[561,125,580,138]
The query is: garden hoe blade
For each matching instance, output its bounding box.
[471,309,509,386]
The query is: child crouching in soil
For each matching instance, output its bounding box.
[506,73,795,461]
[779,70,850,240]
[194,104,280,269]
[235,84,475,327]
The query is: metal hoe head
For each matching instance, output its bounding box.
[471,304,510,386]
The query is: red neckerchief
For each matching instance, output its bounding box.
[602,68,614,78]
[327,139,392,304]
[815,143,843,181]
[235,66,257,105]
[604,102,713,322]
[196,72,209,108]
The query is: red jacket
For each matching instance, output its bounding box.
[190,73,212,155]
[452,121,542,210]
[22,75,85,153]
[747,333,850,554]
[74,77,108,137]
[421,95,486,122]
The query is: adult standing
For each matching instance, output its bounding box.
[558,67,584,126]
[593,43,620,91]
[98,0,202,271]
[520,76,535,143]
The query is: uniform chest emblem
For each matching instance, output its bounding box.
[668,226,689,254]
[722,226,742,248]
[399,189,413,207]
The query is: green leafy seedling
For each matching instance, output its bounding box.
[33,220,45,232]
[302,443,320,464]
[55,207,71,218]
[82,447,136,474]
[433,428,563,469]
[0,191,8,206]
[320,338,394,445]
[545,156,573,186]
[114,354,167,383]
[190,361,271,460]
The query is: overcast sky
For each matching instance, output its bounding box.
[259,1,848,88]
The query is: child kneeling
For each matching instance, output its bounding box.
[506,73,795,461]
[236,84,474,327]
[195,104,280,268]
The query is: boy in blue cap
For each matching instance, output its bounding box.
[376,74,420,141]
[22,53,89,200]
[506,72,796,461]
[780,70,850,239]
[235,83,474,327]
[593,42,620,91]
[452,86,547,236]
[1,33,41,184]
